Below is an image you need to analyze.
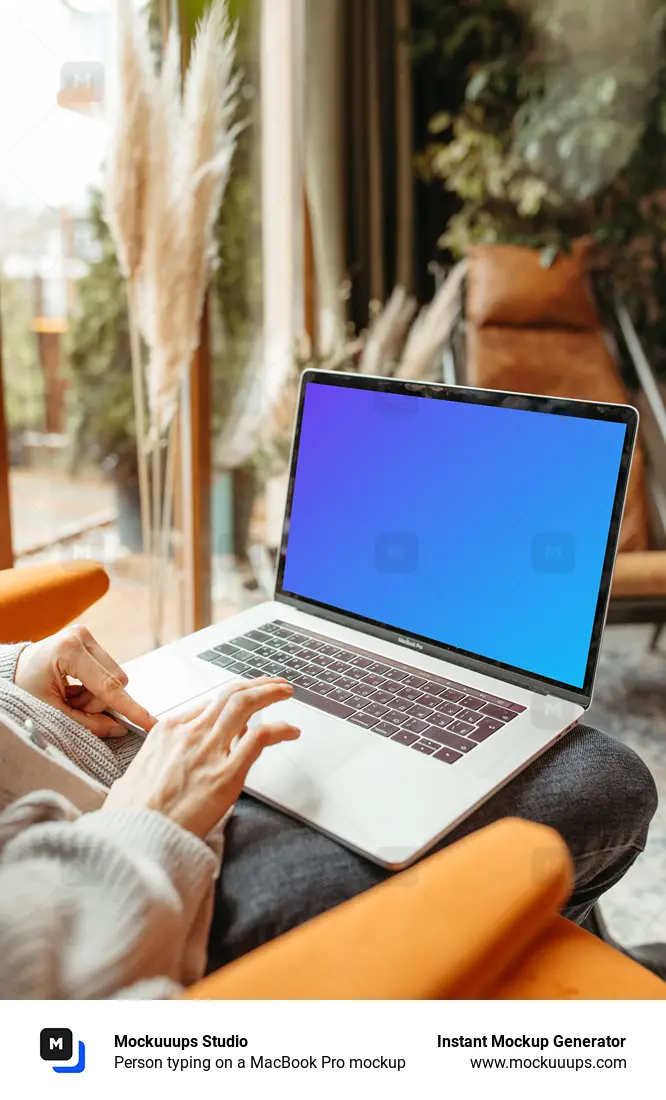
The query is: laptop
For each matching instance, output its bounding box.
[122,371,638,869]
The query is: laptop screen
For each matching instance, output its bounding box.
[279,379,630,692]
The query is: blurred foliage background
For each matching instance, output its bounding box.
[412,0,666,371]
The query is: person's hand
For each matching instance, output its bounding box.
[15,625,156,738]
[103,677,299,837]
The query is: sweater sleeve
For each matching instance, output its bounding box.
[0,792,220,998]
[0,643,28,683]
[0,675,144,788]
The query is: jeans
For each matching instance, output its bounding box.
[206,724,658,970]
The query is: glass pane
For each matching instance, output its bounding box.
[209,0,284,621]
[0,0,178,662]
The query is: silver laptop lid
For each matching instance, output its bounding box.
[275,371,637,707]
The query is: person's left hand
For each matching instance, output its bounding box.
[15,625,156,738]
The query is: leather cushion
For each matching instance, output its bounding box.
[467,241,598,331]
[466,325,650,553]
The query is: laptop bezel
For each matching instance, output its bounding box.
[274,369,638,708]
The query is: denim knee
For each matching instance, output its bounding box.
[571,723,658,853]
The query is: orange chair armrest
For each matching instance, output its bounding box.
[0,561,109,643]
[183,819,572,1000]
[494,915,666,1000]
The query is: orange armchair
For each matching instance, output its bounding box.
[185,819,666,1000]
[0,560,109,643]
[1,563,661,999]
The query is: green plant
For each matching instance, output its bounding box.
[0,275,44,437]
[66,188,135,476]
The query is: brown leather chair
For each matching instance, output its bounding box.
[446,241,666,645]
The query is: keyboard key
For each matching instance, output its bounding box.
[428,709,457,729]
[447,720,476,736]
[213,654,236,668]
[198,650,221,662]
[311,680,335,695]
[214,642,241,656]
[305,638,325,651]
[372,720,400,737]
[225,660,247,674]
[328,688,354,704]
[234,637,261,652]
[402,674,428,689]
[332,676,360,693]
[396,685,424,702]
[440,687,466,703]
[468,718,503,742]
[433,746,463,765]
[316,669,340,684]
[351,711,380,730]
[360,672,386,688]
[411,741,436,756]
[405,702,431,721]
[401,717,428,735]
[292,684,354,719]
[417,693,441,709]
[436,701,461,718]
[363,701,390,719]
[423,680,447,696]
[383,667,408,683]
[299,648,319,662]
[328,660,349,674]
[457,708,482,724]
[261,622,281,634]
[245,629,273,642]
[417,737,443,752]
[481,704,515,723]
[460,695,486,711]
[240,665,265,679]
[366,661,390,675]
[369,688,398,706]
[392,731,419,746]
[385,708,408,726]
[349,655,373,669]
[425,729,474,753]
[290,672,318,688]
[318,644,339,657]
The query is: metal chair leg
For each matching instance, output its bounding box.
[649,623,665,652]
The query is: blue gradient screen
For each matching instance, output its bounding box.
[282,382,627,688]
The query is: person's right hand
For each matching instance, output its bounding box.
[103,677,299,838]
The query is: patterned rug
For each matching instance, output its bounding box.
[587,624,666,945]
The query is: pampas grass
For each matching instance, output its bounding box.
[395,260,468,380]
[104,0,239,644]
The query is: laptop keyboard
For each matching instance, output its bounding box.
[197,621,526,766]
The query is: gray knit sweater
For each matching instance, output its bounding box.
[0,643,221,999]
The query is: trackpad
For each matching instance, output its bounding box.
[123,647,230,716]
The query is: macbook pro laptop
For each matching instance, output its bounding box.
[122,371,638,868]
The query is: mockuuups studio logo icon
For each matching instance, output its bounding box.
[40,1028,86,1074]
